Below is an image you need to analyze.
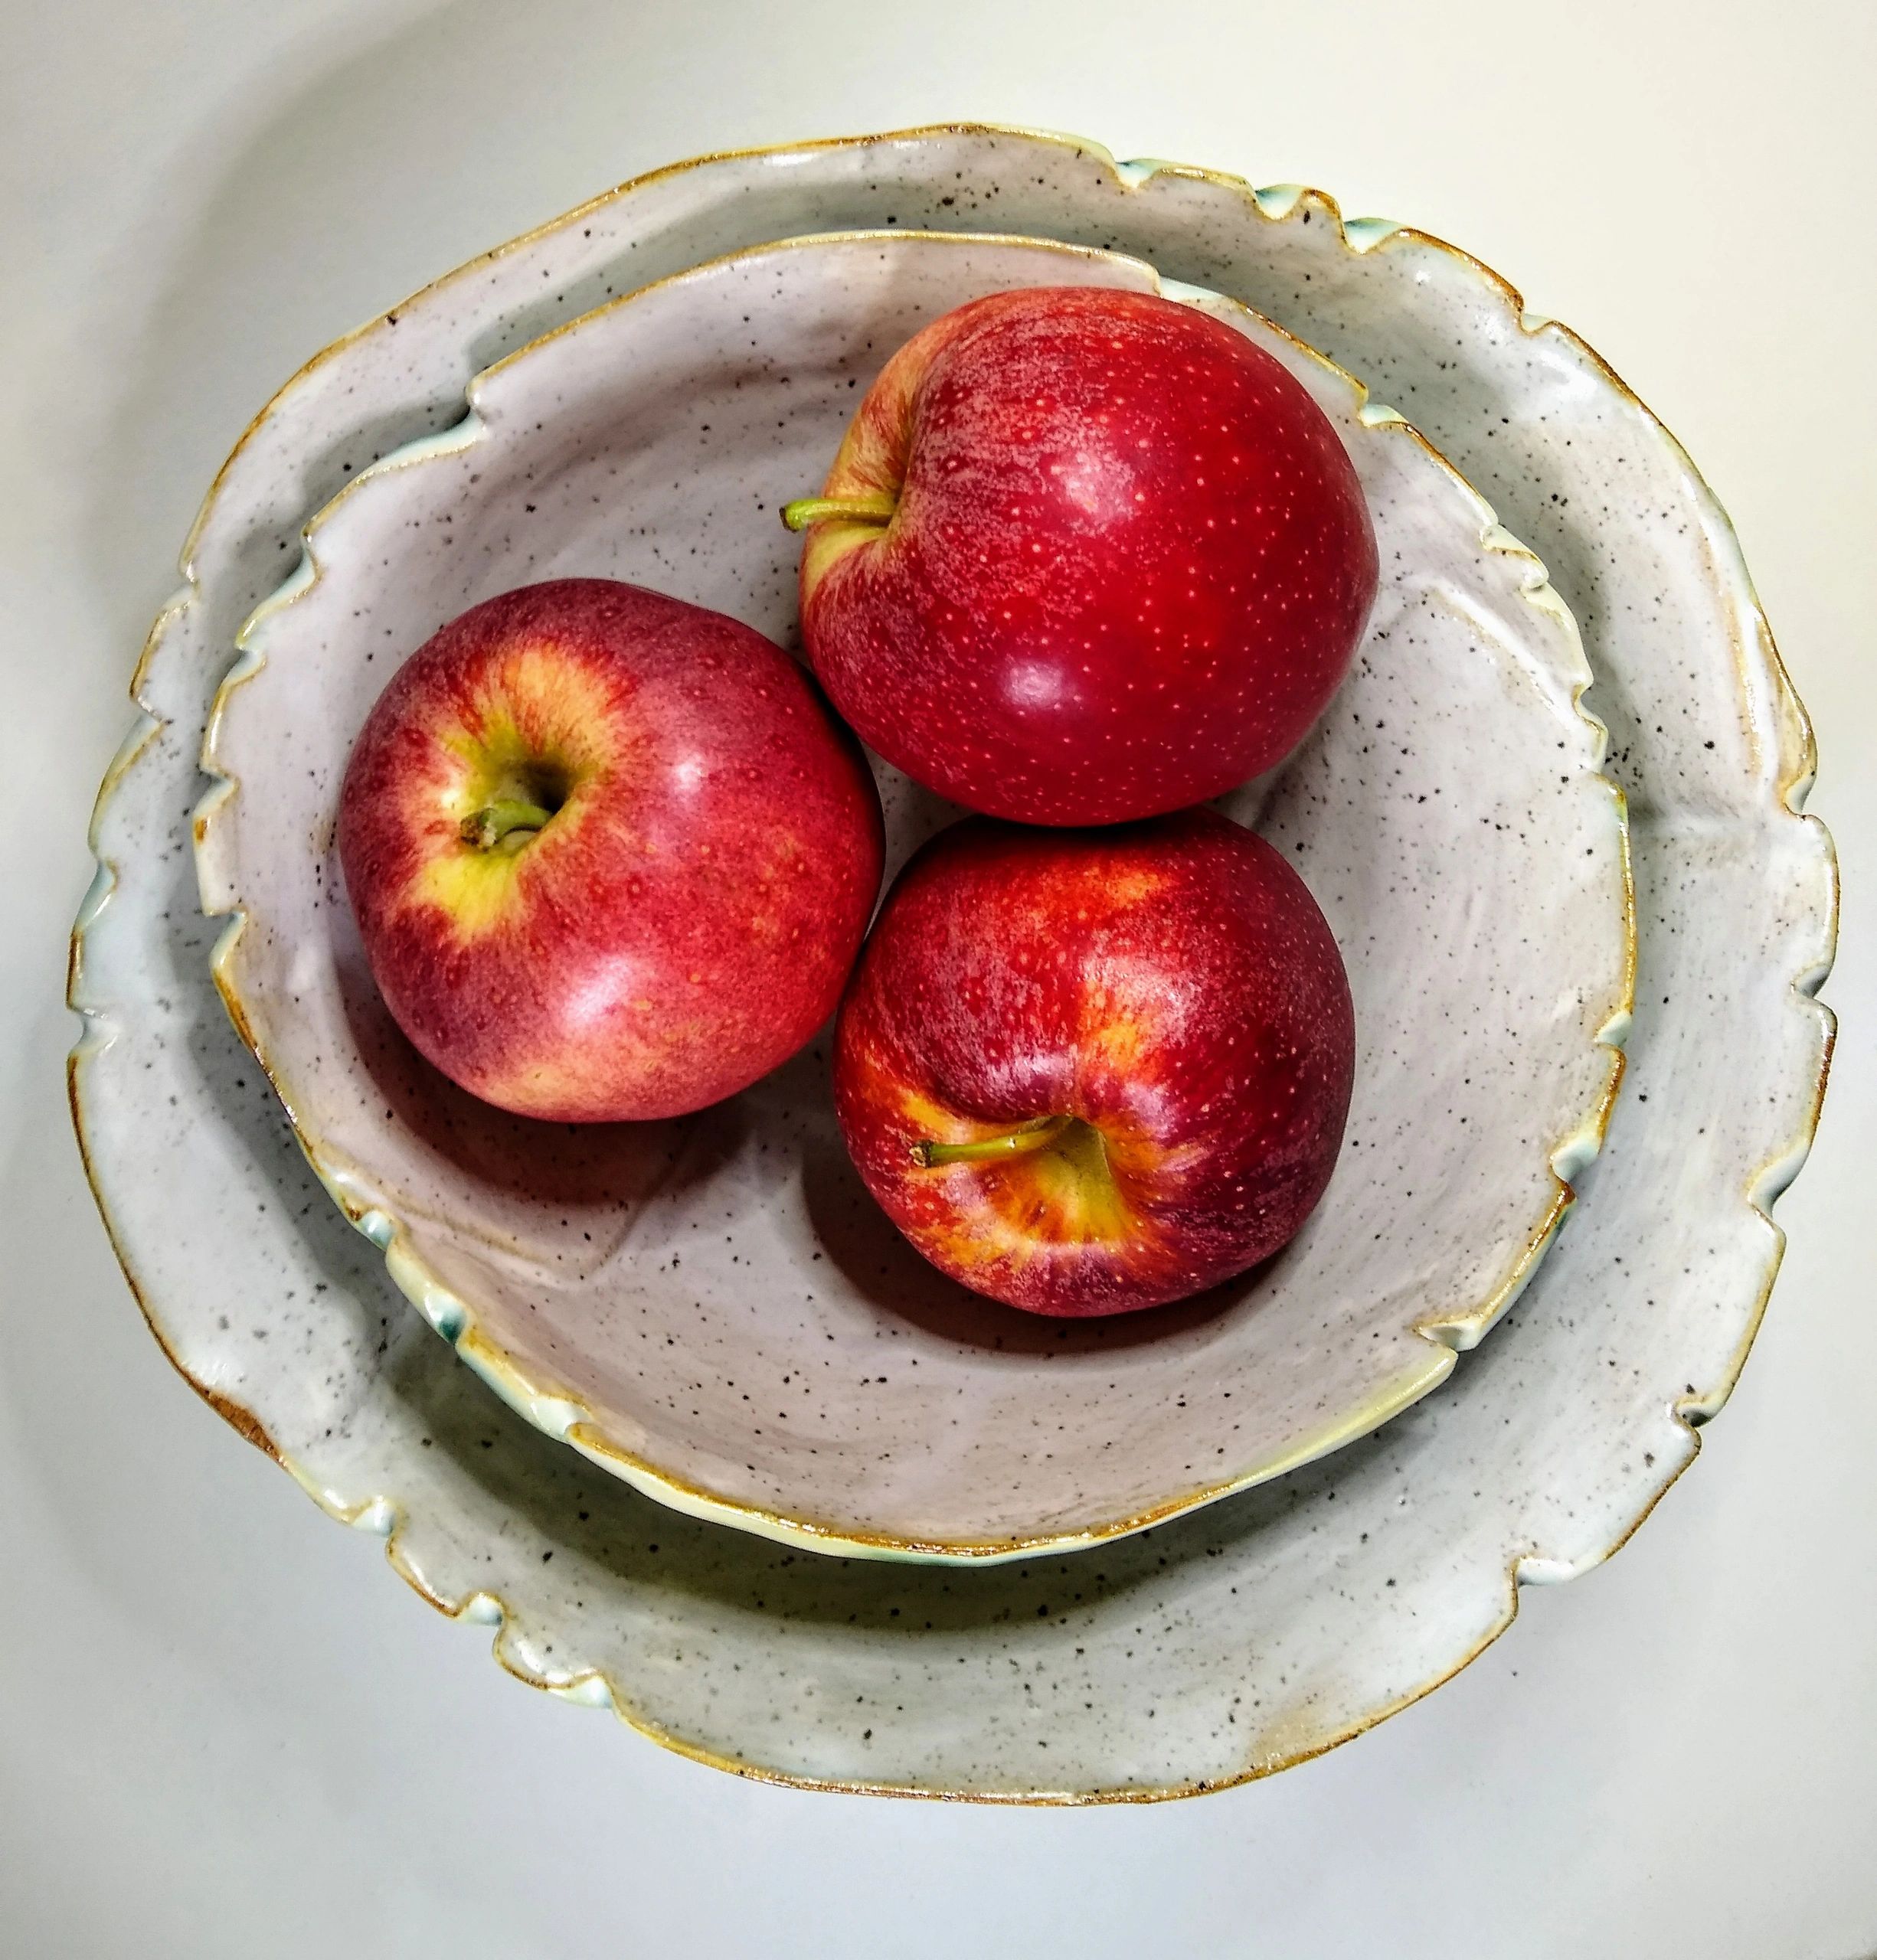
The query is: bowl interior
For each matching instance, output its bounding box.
[196,230,1629,1557]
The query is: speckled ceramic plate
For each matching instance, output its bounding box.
[191,229,1629,1562]
[71,126,1833,1793]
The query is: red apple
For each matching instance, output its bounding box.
[338,578,883,1122]
[832,808,1355,1316]
[786,285,1378,826]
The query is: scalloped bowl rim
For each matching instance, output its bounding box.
[188,224,1632,1563]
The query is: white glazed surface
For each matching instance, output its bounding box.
[192,230,1628,1559]
[71,128,1833,1796]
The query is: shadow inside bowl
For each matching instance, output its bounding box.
[335,915,1262,1364]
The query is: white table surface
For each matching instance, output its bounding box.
[5,2,1872,1954]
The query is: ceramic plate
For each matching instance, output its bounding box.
[192,230,1628,1560]
[71,127,1833,1795]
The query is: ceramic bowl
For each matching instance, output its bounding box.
[191,229,1629,1561]
[72,127,1833,1794]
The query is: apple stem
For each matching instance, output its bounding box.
[459,799,555,851]
[912,1114,1074,1169]
[780,492,898,533]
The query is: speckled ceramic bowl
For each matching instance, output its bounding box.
[191,229,1629,1562]
[71,127,1833,1794]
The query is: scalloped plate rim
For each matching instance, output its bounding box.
[65,123,1835,1796]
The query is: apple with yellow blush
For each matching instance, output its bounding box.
[832,808,1355,1316]
[338,578,883,1122]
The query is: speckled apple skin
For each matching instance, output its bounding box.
[799,286,1379,826]
[338,580,884,1122]
[832,808,1355,1315]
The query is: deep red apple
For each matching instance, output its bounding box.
[832,808,1355,1315]
[785,285,1378,826]
[338,578,883,1122]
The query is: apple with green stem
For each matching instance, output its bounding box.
[338,578,883,1122]
[832,807,1355,1316]
[785,284,1378,826]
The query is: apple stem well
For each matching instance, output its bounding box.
[780,492,898,533]
[459,797,558,852]
[912,1114,1077,1168]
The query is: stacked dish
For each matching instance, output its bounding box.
[71,126,1835,1798]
